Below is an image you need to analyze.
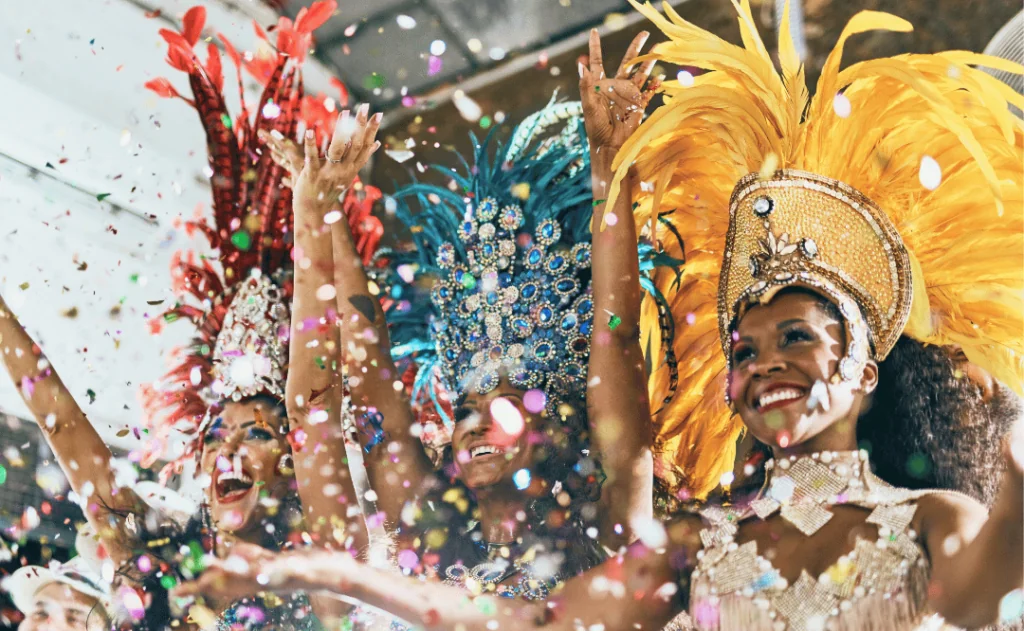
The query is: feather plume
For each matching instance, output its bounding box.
[618,1,1024,499]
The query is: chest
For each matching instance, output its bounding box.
[689,501,933,631]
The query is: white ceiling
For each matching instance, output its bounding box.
[0,0,340,453]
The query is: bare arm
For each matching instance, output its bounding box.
[0,293,143,567]
[175,515,708,631]
[284,111,383,554]
[263,118,435,532]
[580,29,657,548]
[921,423,1024,628]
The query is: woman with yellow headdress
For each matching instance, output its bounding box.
[159,2,1023,629]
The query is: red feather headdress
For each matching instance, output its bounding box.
[139,2,384,472]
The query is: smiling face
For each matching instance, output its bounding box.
[20,582,105,631]
[199,397,293,537]
[450,380,544,491]
[729,289,878,453]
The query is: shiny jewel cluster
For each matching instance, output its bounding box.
[211,273,290,402]
[430,197,593,406]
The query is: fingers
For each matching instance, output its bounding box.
[588,28,604,78]
[171,580,200,599]
[353,112,383,166]
[327,109,354,163]
[348,104,370,158]
[303,129,320,172]
[633,58,656,89]
[231,542,272,562]
[616,31,649,79]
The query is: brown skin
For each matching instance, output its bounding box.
[199,399,293,538]
[177,289,1022,630]
[20,582,107,631]
[729,290,879,454]
[450,381,544,545]
[582,28,657,548]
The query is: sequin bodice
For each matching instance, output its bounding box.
[684,452,959,631]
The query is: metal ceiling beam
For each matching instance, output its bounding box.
[377,0,692,130]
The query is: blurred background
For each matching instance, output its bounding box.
[0,0,1020,625]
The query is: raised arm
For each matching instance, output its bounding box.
[921,421,1024,628]
[580,28,657,548]
[284,110,384,553]
[263,111,435,532]
[174,515,707,631]
[0,293,143,567]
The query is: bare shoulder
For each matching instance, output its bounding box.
[913,490,988,540]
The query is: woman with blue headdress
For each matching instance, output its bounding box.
[181,32,666,607]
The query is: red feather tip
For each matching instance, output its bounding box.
[294,1,336,35]
[181,6,206,47]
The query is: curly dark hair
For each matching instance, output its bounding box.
[400,395,606,581]
[860,336,1019,506]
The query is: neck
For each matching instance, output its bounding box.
[473,486,529,544]
[771,420,860,461]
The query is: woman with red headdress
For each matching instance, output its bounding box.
[0,3,385,628]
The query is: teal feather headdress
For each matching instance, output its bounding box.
[382,101,680,437]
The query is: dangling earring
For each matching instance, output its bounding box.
[276,453,294,476]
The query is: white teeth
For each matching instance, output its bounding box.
[758,388,804,409]
[219,470,253,484]
[470,445,500,458]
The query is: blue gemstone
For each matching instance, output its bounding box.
[535,343,552,358]
[541,224,554,239]
[512,318,531,334]
[580,321,592,335]
[521,284,537,299]
[538,306,553,323]
[486,291,500,306]
[560,313,578,330]
[577,299,592,314]
[445,349,458,361]
[483,243,494,256]
[527,248,543,265]
[556,279,575,293]
[547,256,565,271]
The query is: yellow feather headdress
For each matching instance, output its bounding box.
[615,0,1024,499]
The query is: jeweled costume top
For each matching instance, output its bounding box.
[617,1,1024,629]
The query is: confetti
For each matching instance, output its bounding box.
[523,389,546,414]
[86,388,97,404]
[396,14,417,29]
[231,230,252,251]
[348,295,376,322]
[513,469,531,490]
[96,193,112,202]
[919,155,942,190]
[490,397,524,437]
[385,149,415,163]
[453,90,482,122]
[676,70,695,87]
[0,465,6,485]
[833,92,852,118]
[607,314,621,330]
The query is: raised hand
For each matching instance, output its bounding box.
[170,543,329,605]
[258,129,303,189]
[579,29,656,152]
[293,104,382,210]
